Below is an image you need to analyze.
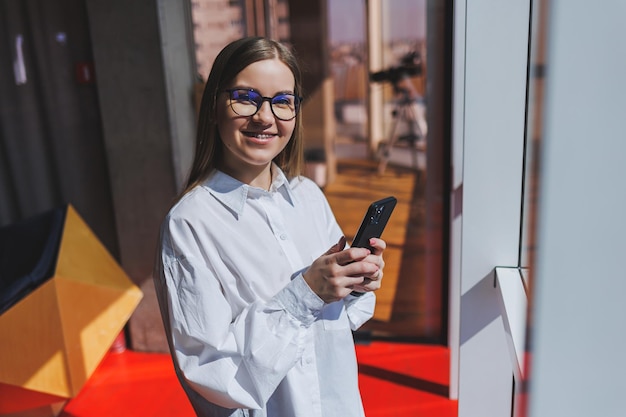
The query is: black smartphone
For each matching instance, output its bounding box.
[351,196,397,250]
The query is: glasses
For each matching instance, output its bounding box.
[224,88,301,121]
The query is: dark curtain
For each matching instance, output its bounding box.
[0,0,118,256]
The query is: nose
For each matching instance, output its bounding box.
[253,100,274,123]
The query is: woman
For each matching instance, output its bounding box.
[154,37,387,417]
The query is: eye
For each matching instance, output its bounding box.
[232,89,260,105]
[272,94,295,107]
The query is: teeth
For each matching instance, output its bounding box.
[251,133,273,139]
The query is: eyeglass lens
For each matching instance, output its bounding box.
[228,89,299,121]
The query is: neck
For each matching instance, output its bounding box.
[250,165,273,190]
[220,163,273,190]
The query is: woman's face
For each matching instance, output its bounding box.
[217,58,297,186]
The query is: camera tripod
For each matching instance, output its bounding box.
[376,88,426,175]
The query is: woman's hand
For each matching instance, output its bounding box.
[350,237,386,294]
[303,236,387,303]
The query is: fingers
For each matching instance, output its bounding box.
[333,246,370,265]
[367,237,387,255]
[330,238,386,285]
[328,238,387,264]
[324,236,347,255]
[368,269,383,281]
[352,270,384,293]
[340,258,380,278]
[303,238,388,303]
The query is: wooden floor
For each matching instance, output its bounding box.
[325,158,442,341]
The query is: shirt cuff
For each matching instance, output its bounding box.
[272,273,325,327]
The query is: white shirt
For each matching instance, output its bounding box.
[154,166,376,417]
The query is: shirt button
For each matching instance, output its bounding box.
[305,357,313,365]
[280,234,287,240]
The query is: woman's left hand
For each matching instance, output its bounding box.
[351,237,386,293]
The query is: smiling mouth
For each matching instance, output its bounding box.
[244,132,276,141]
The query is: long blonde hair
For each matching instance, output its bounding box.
[183,37,304,195]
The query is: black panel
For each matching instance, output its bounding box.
[0,206,66,315]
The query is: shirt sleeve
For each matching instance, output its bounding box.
[155,217,325,411]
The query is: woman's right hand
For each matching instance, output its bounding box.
[303,236,381,303]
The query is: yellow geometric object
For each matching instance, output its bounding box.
[0,205,142,405]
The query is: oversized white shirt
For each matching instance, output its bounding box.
[154,166,376,417]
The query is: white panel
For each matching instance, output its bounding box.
[448,0,467,400]
[461,0,528,291]
[454,0,531,416]
[451,0,466,190]
[529,1,626,416]
[495,267,528,382]
[460,315,513,412]
[448,215,462,400]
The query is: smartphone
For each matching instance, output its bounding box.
[351,196,397,250]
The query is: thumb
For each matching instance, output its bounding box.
[325,236,347,255]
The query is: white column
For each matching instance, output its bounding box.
[451,1,531,416]
[528,1,626,416]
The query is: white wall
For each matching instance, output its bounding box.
[528,1,626,416]
[450,0,531,415]
[452,1,626,416]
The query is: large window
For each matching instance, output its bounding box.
[329,0,450,343]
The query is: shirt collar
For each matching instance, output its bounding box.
[202,164,296,217]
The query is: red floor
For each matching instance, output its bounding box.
[47,342,456,416]
[356,343,457,417]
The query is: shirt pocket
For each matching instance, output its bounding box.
[321,300,350,330]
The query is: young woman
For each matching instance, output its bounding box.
[154,37,387,417]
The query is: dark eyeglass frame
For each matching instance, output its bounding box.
[223,88,302,121]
